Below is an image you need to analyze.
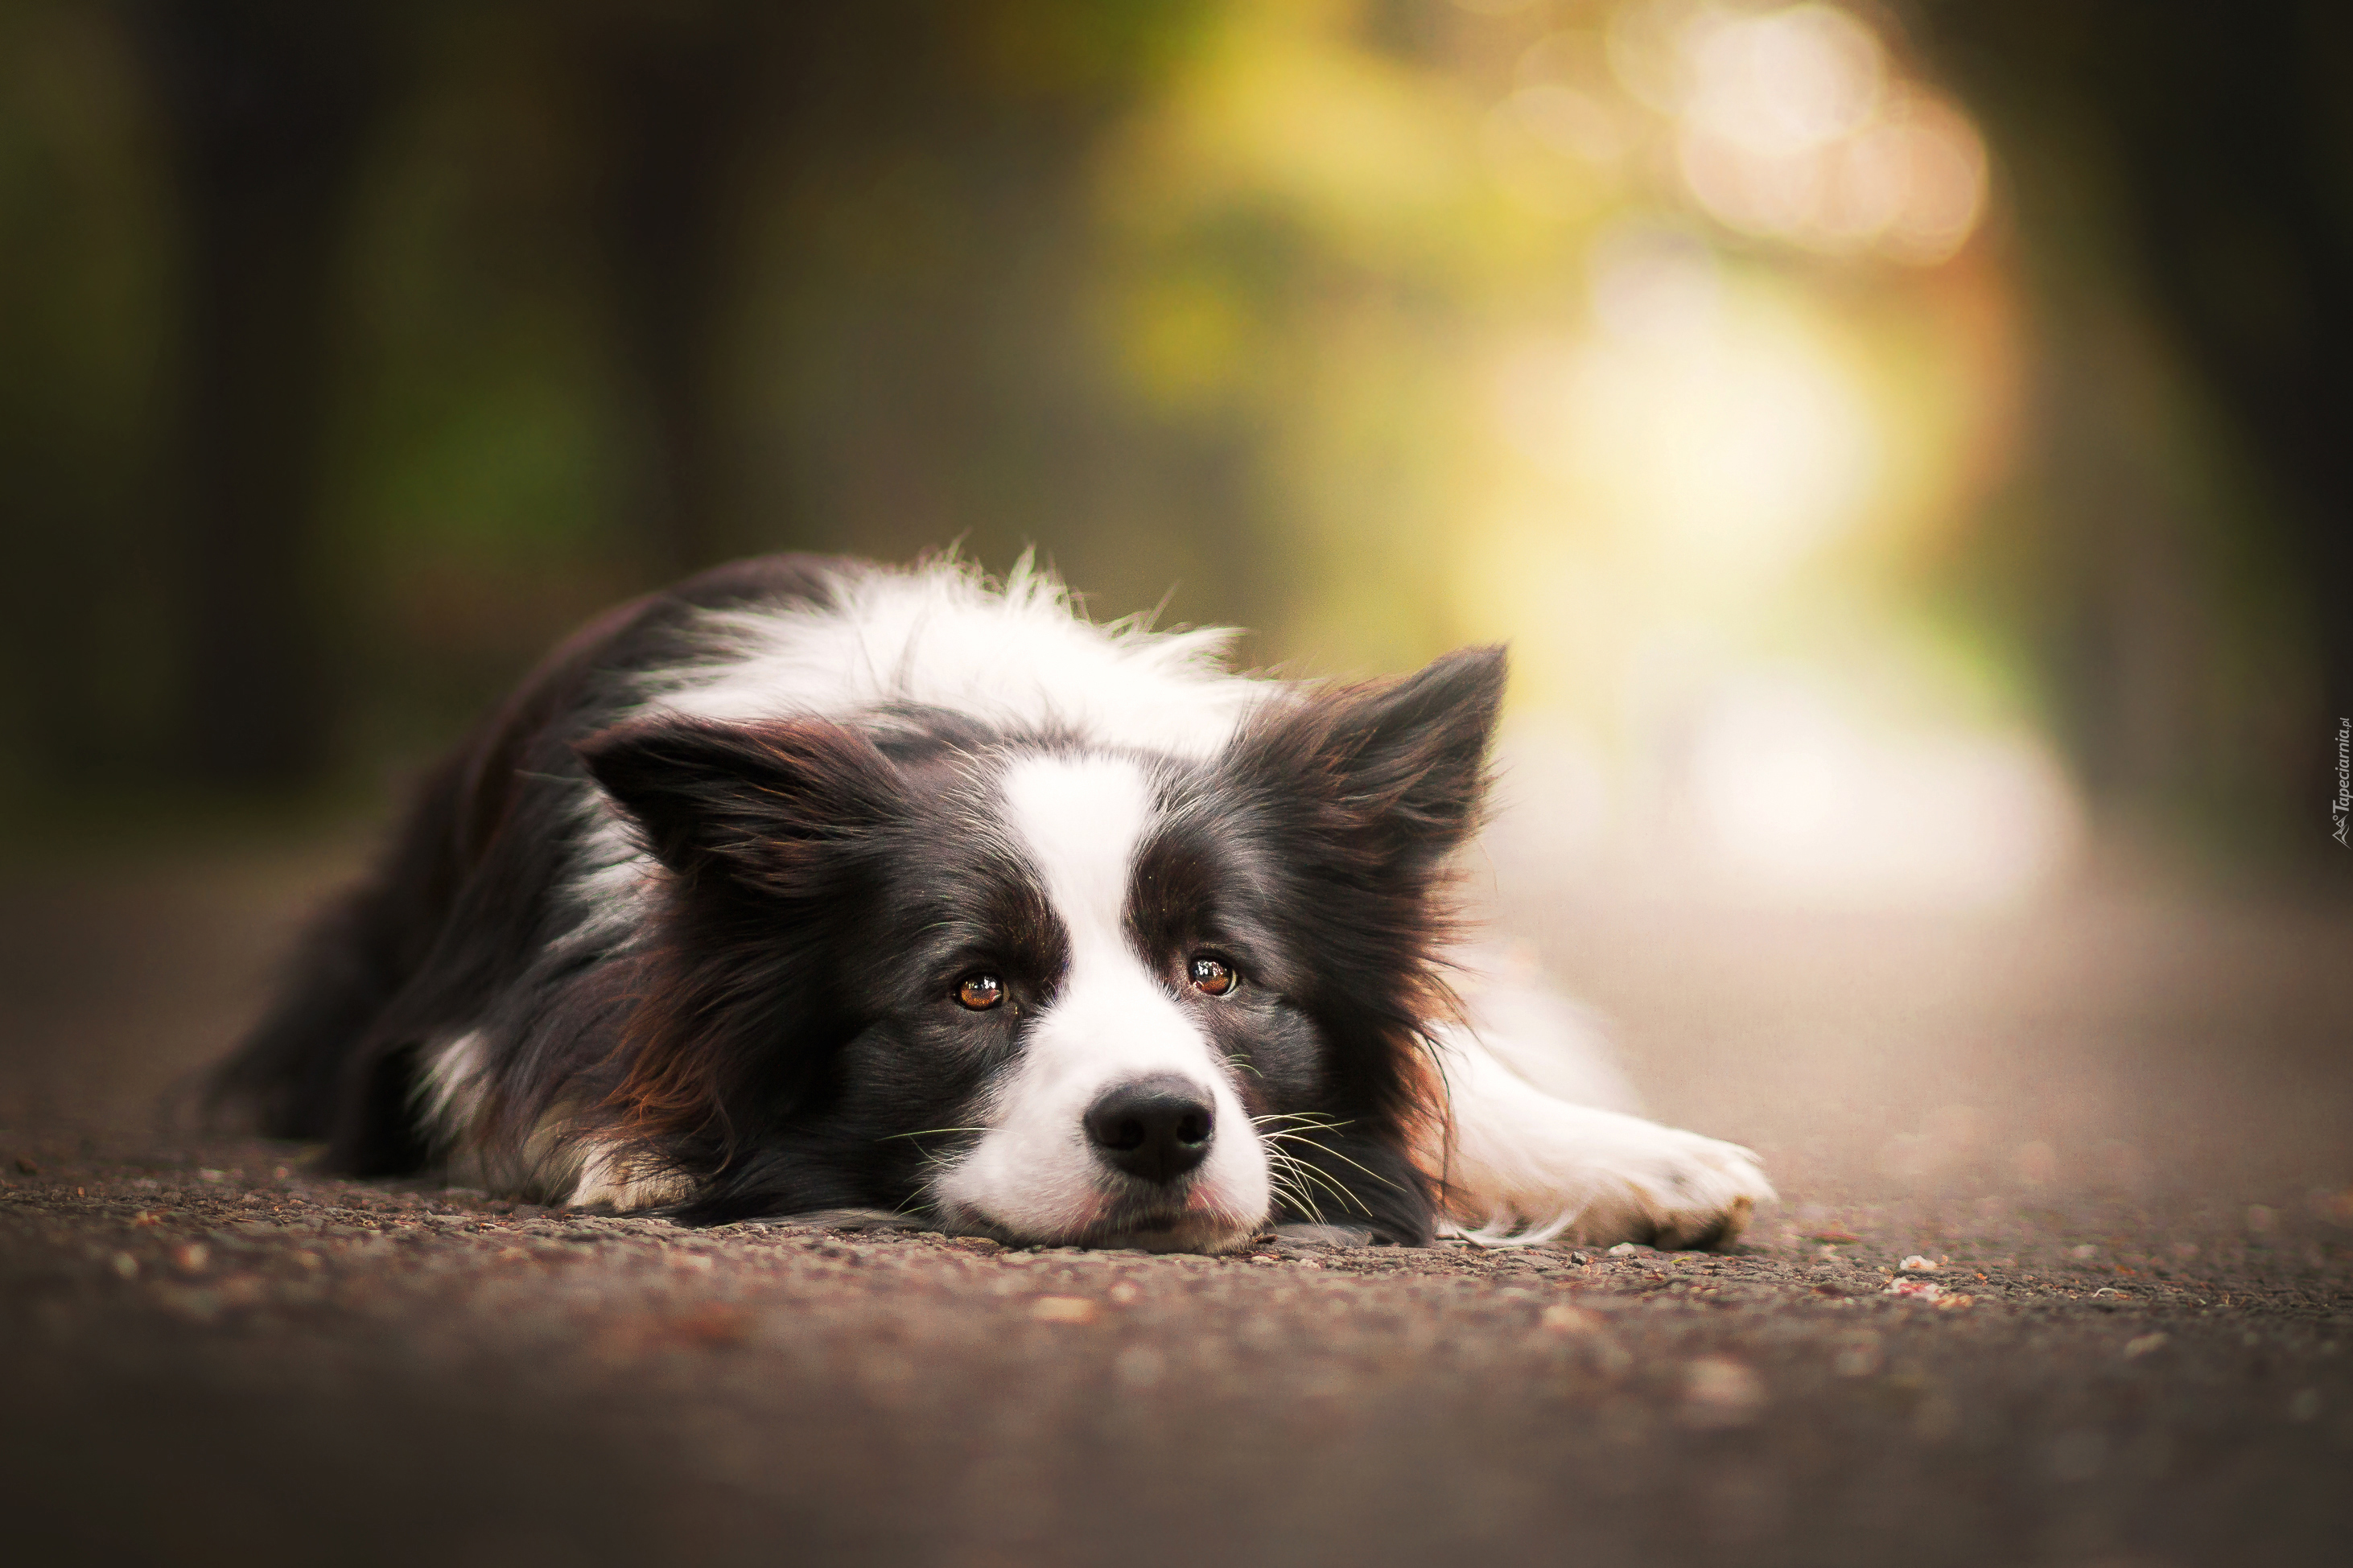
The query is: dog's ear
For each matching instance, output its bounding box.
[575,714,904,892]
[1237,644,1507,879]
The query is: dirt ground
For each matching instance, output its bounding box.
[2,834,2349,1567]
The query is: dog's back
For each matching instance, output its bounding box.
[212,554,845,1172]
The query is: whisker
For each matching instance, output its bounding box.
[1269,1147,1362,1218]
[1296,1165,1364,1218]
[1263,1150,1326,1226]
[1249,1113,1353,1131]
[1256,1130,1406,1195]
[1270,1146,1327,1232]
[1255,1133,1383,1216]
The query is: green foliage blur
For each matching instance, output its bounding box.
[0,0,2343,885]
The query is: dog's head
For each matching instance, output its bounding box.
[576,645,1506,1251]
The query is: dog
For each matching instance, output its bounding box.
[215,555,1770,1253]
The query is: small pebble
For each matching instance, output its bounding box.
[1884,1277,1972,1308]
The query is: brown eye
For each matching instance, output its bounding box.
[956,973,1005,1010]
[1187,955,1238,997]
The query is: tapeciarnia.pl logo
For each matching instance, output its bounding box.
[2334,717,2351,847]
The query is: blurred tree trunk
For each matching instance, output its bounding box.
[132,0,389,789]
[2105,4,2353,825]
[576,6,775,580]
[1920,0,2353,855]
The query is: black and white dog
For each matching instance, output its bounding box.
[216,555,1769,1253]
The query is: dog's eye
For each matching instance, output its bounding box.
[1187,955,1238,997]
[955,973,1006,1010]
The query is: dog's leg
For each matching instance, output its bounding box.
[1427,983,1773,1249]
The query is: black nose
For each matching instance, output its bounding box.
[1083,1076,1215,1184]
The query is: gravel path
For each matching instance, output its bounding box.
[3,842,2348,1566]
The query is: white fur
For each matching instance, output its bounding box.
[928,753,1271,1251]
[1441,949,1642,1116]
[417,1030,489,1141]
[569,1139,693,1211]
[649,556,1262,755]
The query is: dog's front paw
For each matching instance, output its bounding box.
[1436,1050,1777,1252]
[1613,1126,1774,1250]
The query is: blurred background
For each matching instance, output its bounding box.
[6,26,2353,1550]
[2,0,2348,896]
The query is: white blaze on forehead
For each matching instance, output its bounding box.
[999,752,1158,955]
[929,751,1271,1249]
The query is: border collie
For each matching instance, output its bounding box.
[216,555,1770,1253]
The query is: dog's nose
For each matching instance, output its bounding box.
[1083,1076,1215,1184]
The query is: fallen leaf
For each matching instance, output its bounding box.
[600,1303,752,1357]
